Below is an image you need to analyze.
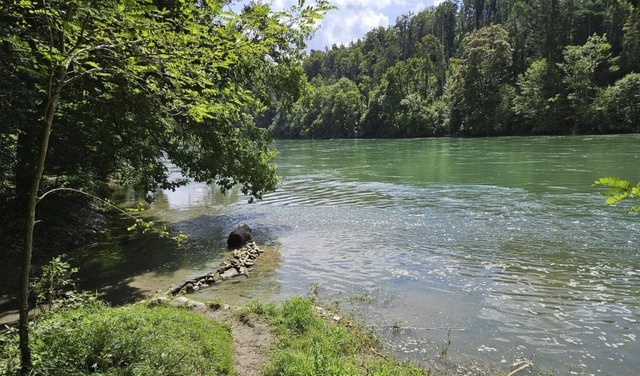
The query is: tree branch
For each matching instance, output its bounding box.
[37,187,185,242]
[39,187,141,223]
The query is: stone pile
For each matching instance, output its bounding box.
[167,241,265,295]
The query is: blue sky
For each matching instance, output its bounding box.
[269,0,445,51]
[231,0,444,50]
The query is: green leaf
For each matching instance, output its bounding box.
[593,177,631,189]
[605,193,629,205]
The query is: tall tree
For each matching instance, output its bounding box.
[532,0,567,64]
[360,27,401,82]
[299,78,364,138]
[596,72,640,132]
[447,24,514,136]
[505,0,535,77]
[513,58,569,134]
[622,3,640,72]
[434,0,458,61]
[559,33,619,132]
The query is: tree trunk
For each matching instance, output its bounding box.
[18,65,66,375]
[14,128,39,212]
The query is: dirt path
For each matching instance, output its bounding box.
[203,306,273,376]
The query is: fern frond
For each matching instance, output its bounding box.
[605,193,629,205]
[599,187,626,197]
[593,177,631,189]
[595,177,640,212]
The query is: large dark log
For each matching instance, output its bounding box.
[227,223,252,248]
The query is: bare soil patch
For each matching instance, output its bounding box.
[204,306,273,376]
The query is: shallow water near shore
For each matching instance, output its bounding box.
[83,135,638,375]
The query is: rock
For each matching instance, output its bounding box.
[171,296,190,306]
[220,268,239,280]
[166,237,268,294]
[227,223,252,249]
[148,296,169,306]
[187,300,206,310]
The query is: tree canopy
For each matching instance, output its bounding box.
[2,0,329,200]
[1,0,329,372]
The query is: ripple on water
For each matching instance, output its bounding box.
[135,137,640,375]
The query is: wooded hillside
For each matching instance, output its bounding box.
[265,0,640,138]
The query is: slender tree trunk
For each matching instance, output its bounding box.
[15,130,38,211]
[18,65,66,375]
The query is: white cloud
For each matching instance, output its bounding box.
[256,0,447,50]
[316,7,389,48]
[271,0,289,9]
[413,2,427,12]
[330,0,406,9]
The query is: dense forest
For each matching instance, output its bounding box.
[264,0,640,139]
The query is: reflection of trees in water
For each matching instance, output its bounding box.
[74,210,284,306]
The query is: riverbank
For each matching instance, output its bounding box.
[0,296,444,375]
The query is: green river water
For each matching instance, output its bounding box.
[79,135,638,375]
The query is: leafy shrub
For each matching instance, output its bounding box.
[0,303,233,375]
[597,72,640,132]
[263,297,425,376]
[281,296,315,334]
[30,254,78,311]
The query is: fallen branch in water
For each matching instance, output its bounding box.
[507,361,533,376]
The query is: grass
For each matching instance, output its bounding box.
[1,296,551,375]
[0,300,233,375]
[239,297,429,376]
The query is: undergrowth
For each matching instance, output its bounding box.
[241,296,428,376]
[0,301,233,375]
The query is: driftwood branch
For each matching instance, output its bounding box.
[507,361,533,376]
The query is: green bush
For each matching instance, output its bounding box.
[281,296,315,334]
[0,302,233,375]
[597,72,640,132]
[262,297,426,376]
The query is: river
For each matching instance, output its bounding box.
[81,135,639,375]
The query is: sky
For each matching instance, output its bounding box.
[269,0,445,51]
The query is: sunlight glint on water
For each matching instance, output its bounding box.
[144,135,639,375]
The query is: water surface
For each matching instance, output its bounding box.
[91,135,640,375]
